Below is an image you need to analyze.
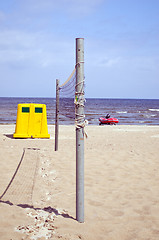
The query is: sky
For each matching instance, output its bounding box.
[0,0,159,99]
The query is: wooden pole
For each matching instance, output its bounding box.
[55,79,59,151]
[76,38,84,223]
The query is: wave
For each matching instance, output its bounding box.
[149,109,159,112]
[116,111,127,114]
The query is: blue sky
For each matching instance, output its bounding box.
[0,0,159,99]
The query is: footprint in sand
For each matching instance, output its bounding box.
[108,209,124,217]
[88,199,104,207]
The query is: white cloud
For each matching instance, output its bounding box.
[64,0,104,16]
[0,30,40,65]
[0,29,74,68]
[0,11,5,22]
[0,30,37,49]
[18,0,104,16]
[98,57,121,67]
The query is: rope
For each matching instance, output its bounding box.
[74,64,88,137]
[59,68,76,88]
[58,60,88,137]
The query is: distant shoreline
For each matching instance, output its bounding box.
[0,96,159,100]
[1,98,159,125]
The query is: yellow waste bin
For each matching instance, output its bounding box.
[13,103,50,138]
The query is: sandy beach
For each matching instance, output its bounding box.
[0,124,159,240]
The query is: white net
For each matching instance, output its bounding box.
[59,68,76,123]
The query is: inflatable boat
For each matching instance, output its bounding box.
[99,117,119,125]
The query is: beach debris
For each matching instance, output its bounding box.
[15,209,56,239]
[15,207,70,239]
[39,166,57,181]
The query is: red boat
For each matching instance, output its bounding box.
[99,117,119,125]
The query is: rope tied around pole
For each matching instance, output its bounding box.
[74,66,88,138]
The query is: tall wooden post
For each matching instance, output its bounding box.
[55,79,59,151]
[76,38,84,223]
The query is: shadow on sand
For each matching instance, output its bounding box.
[4,134,14,139]
[0,199,75,220]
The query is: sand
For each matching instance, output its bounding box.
[0,124,159,240]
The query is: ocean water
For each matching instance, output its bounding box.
[0,97,159,125]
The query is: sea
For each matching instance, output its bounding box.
[0,97,159,125]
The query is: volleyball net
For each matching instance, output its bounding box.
[55,62,86,151]
[57,66,86,128]
[58,68,76,122]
